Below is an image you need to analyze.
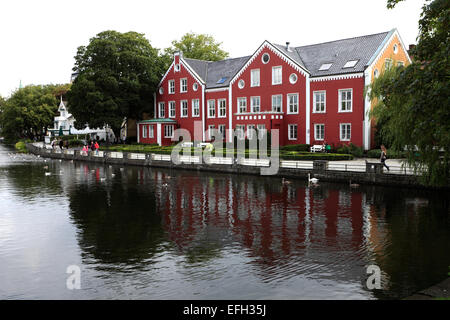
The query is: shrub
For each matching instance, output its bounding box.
[14,140,29,153]
[280,144,311,152]
[67,139,84,147]
[281,152,353,161]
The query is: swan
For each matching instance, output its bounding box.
[282,177,291,184]
[45,172,51,176]
[308,173,319,184]
[349,180,360,188]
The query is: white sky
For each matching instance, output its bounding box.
[0,0,426,98]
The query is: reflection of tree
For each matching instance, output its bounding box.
[368,188,450,299]
[3,163,64,199]
[68,176,166,269]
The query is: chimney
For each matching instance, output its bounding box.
[286,42,290,51]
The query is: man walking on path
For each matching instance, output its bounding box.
[380,145,390,171]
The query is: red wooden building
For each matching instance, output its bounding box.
[138,29,411,150]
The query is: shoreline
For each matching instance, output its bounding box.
[25,143,449,189]
[404,277,450,300]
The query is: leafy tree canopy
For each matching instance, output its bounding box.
[67,31,166,135]
[368,0,450,186]
[0,84,68,143]
[164,32,229,62]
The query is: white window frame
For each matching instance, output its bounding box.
[313,91,326,113]
[338,89,352,112]
[384,58,393,71]
[257,124,266,139]
[164,125,174,138]
[158,102,165,118]
[272,66,282,85]
[251,69,260,87]
[169,101,176,118]
[314,124,325,141]
[237,97,247,114]
[272,94,282,113]
[287,93,299,114]
[340,123,351,141]
[250,96,260,113]
[288,124,298,140]
[192,99,200,117]
[180,78,187,93]
[168,80,175,94]
[181,100,188,118]
[208,100,216,118]
[218,99,226,118]
[149,125,154,138]
[142,125,147,138]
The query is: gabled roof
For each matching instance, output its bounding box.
[295,31,390,77]
[183,56,251,89]
[179,29,396,87]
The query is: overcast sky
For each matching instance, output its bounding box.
[0,0,426,98]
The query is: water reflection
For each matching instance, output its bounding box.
[0,144,449,299]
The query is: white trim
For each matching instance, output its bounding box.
[237,97,247,114]
[228,85,233,142]
[180,78,188,93]
[168,101,176,118]
[153,93,156,119]
[305,74,310,144]
[340,123,351,141]
[201,84,205,141]
[158,102,165,118]
[287,92,299,114]
[312,90,326,113]
[180,100,188,118]
[192,98,200,118]
[168,80,175,94]
[338,88,353,113]
[149,125,154,139]
[272,66,282,85]
[164,124,174,138]
[271,94,283,113]
[250,96,261,113]
[310,72,364,82]
[157,123,162,146]
[250,68,260,87]
[363,67,372,150]
[207,99,216,118]
[157,61,174,87]
[314,123,325,141]
[205,87,228,93]
[288,124,298,141]
[368,29,412,71]
[229,40,310,86]
[137,123,140,143]
[218,98,227,118]
[180,58,205,84]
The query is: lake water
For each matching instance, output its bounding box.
[0,143,449,300]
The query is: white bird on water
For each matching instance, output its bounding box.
[45,172,51,176]
[308,173,319,184]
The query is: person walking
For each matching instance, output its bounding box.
[59,139,64,150]
[94,141,99,155]
[380,145,389,171]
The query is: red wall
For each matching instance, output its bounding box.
[230,46,307,146]
[310,77,365,148]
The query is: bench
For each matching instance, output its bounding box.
[310,145,325,153]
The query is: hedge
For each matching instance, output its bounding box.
[280,144,311,152]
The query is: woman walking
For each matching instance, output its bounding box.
[380,145,389,171]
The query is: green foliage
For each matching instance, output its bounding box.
[0,85,67,143]
[164,32,229,62]
[281,153,353,161]
[67,139,84,147]
[367,149,407,159]
[280,144,311,152]
[67,31,166,137]
[14,140,30,153]
[367,0,450,186]
[336,143,364,157]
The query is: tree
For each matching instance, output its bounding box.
[164,32,229,62]
[67,31,166,137]
[0,84,67,143]
[368,0,450,186]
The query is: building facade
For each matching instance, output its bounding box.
[138,29,411,150]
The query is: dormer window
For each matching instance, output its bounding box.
[319,63,332,71]
[343,60,358,69]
